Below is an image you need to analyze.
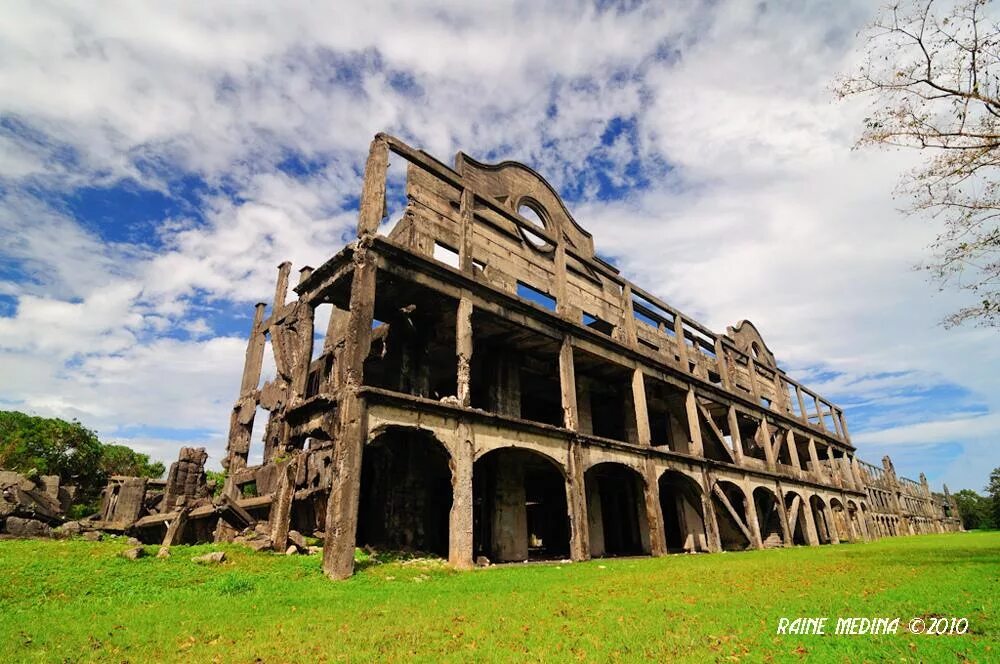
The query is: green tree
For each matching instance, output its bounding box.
[953,488,994,530]
[0,410,165,508]
[987,466,1000,528]
[0,410,103,490]
[99,444,165,480]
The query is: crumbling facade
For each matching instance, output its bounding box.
[73,134,958,572]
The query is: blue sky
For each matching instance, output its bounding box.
[0,0,997,492]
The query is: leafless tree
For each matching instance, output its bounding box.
[838,0,1000,327]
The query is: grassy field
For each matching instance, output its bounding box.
[0,532,996,662]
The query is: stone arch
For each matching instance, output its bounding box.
[809,494,834,544]
[473,441,567,476]
[473,447,570,562]
[658,469,708,552]
[584,462,650,557]
[752,486,785,548]
[847,500,865,541]
[828,497,851,542]
[711,480,754,551]
[784,490,809,545]
[357,427,453,556]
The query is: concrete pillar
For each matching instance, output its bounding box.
[758,418,776,470]
[807,437,822,480]
[559,337,578,430]
[586,474,605,557]
[458,187,474,273]
[743,480,764,550]
[813,395,826,433]
[322,244,377,581]
[448,421,474,569]
[567,442,590,562]
[795,386,808,423]
[802,498,820,546]
[493,453,528,562]
[290,304,315,401]
[825,504,840,544]
[727,406,744,464]
[684,388,704,457]
[775,483,793,547]
[643,458,667,556]
[701,470,721,552]
[631,370,651,447]
[456,297,473,407]
[673,314,689,369]
[240,303,268,395]
[785,430,801,470]
[714,338,732,390]
[270,456,298,552]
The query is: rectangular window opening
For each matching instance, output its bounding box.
[516,281,556,312]
[433,242,461,269]
[583,312,614,336]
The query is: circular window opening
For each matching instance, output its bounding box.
[517,201,551,249]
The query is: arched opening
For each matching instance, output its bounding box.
[810,495,832,544]
[658,470,707,553]
[829,498,851,542]
[585,463,650,557]
[711,481,753,551]
[356,428,452,557]
[847,500,863,541]
[752,486,785,548]
[473,448,569,562]
[784,491,808,545]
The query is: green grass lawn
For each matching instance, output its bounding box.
[0,532,996,663]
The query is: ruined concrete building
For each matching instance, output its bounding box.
[81,134,962,575]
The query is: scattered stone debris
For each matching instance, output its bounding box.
[192,551,226,564]
[121,546,145,560]
[0,471,73,537]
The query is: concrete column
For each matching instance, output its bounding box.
[700,470,721,552]
[801,499,820,546]
[684,388,704,457]
[559,336,578,431]
[643,458,666,556]
[631,370,651,447]
[813,395,827,432]
[456,297,473,407]
[808,438,822,480]
[448,421,474,569]
[585,473,604,557]
[758,418,776,470]
[673,314,689,369]
[458,187,475,273]
[322,245,377,581]
[493,454,528,562]
[795,386,808,423]
[714,338,732,390]
[567,442,590,562]
[785,430,801,470]
[355,136,389,237]
[727,406,744,464]
[825,504,840,544]
[775,483,793,547]
[240,303,268,395]
[290,304,315,401]
[743,480,764,550]
[270,456,298,552]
